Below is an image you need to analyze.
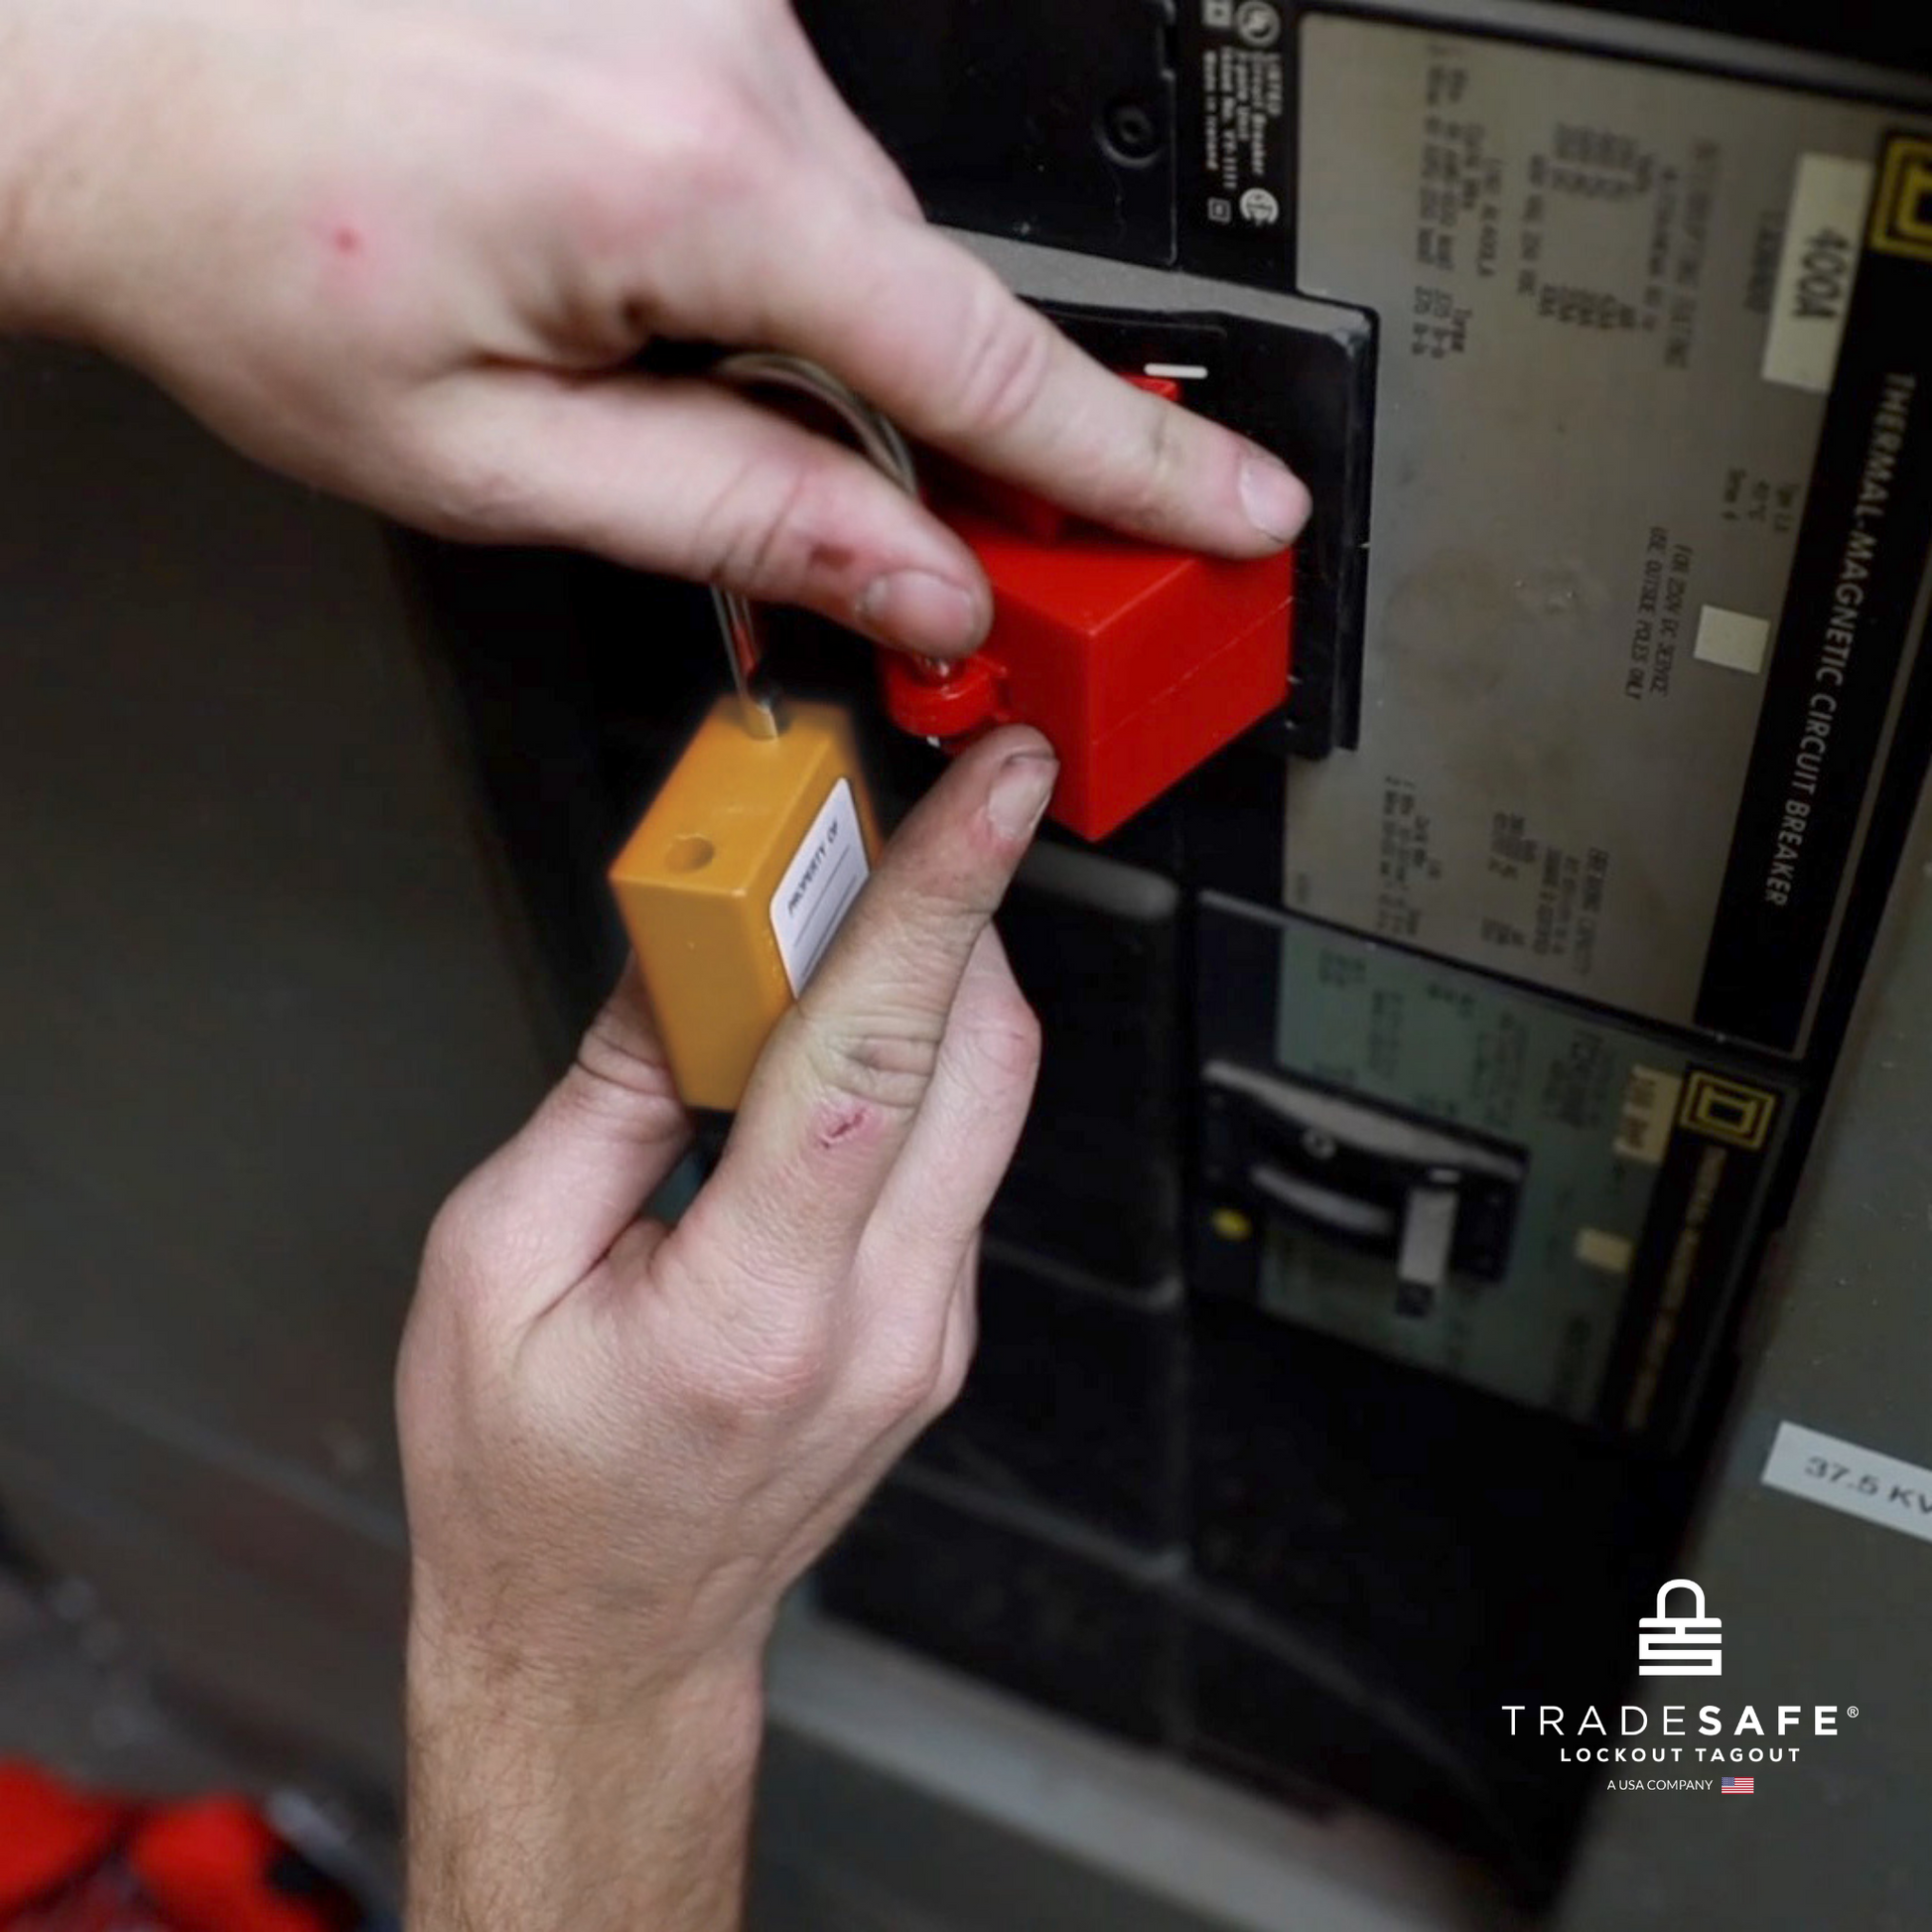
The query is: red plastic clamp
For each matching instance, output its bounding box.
[878,378,1296,842]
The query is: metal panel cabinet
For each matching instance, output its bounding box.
[0,343,559,1785]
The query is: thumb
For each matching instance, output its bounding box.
[673,727,1056,1299]
[410,364,993,657]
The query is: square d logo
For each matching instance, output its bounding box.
[1679,1071,1776,1152]
[1870,135,1932,264]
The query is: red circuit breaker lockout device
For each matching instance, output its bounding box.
[877,378,1297,842]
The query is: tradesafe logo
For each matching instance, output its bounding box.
[1501,1576,1863,1785]
[1638,1579,1722,1676]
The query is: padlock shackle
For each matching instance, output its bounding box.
[1653,1579,1707,1616]
[711,586,784,740]
[707,352,924,741]
[710,351,920,493]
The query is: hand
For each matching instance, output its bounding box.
[1,0,1311,657]
[396,729,1055,1928]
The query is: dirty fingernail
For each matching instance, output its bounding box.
[987,750,1058,840]
[1238,451,1312,547]
[858,570,988,655]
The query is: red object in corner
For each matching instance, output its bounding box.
[880,381,1295,842]
[0,1762,132,1916]
[879,496,1295,842]
[129,1803,351,1932]
[0,1763,351,1932]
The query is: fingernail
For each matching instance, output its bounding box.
[857,570,988,655]
[1238,451,1311,547]
[987,750,1058,840]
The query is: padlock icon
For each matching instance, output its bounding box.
[1637,1580,1723,1676]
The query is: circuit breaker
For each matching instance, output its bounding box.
[432,0,1932,1909]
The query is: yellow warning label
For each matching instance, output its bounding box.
[1679,1071,1777,1152]
[1869,135,1932,264]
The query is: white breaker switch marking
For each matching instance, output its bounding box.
[1397,1180,1458,1295]
[1694,607,1773,676]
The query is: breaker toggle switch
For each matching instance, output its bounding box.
[878,388,1296,842]
[1201,1060,1527,1318]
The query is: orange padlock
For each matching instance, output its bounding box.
[609,354,912,1111]
[609,692,881,1111]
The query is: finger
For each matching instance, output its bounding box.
[407,364,993,656]
[433,964,691,1321]
[864,925,1038,1277]
[737,197,1311,555]
[673,728,1056,1295]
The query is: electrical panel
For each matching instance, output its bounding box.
[425,0,1932,1908]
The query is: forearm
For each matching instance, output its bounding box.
[406,1621,766,1932]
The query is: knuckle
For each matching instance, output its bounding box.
[694,448,844,600]
[979,991,1044,1085]
[568,995,681,1112]
[1113,392,1189,532]
[800,1011,945,1119]
[934,279,1056,442]
[854,1336,946,1427]
[416,1172,546,1337]
[928,1307,977,1418]
[568,65,768,215]
[946,989,1043,1109]
[929,1338,972,1416]
[421,1176,489,1285]
[690,1310,834,1420]
[935,1268,981,1416]
[647,81,771,204]
[402,422,549,544]
[412,1187,519,1359]
[539,71,774,328]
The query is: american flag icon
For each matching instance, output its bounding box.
[1722,1776,1755,1795]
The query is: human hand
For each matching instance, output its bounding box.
[395,728,1054,1926]
[2,0,1311,658]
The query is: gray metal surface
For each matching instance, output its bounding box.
[0,1572,248,1798]
[762,1611,1512,1932]
[0,342,560,1787]
[1562,767,1932,1925]
[1332,0,1932,98]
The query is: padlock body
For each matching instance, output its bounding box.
[609,697,879,1111]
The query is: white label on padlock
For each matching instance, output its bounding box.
[770,777,869,996]
[1761,1420,1932,1549]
